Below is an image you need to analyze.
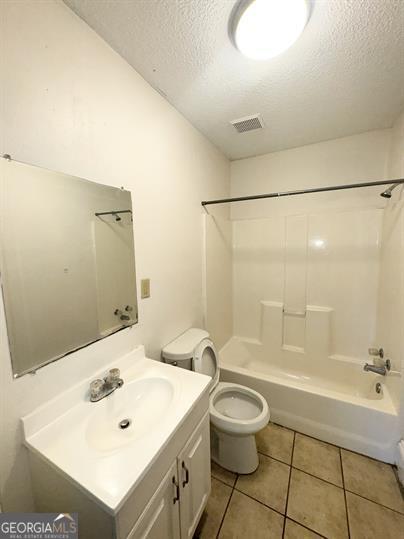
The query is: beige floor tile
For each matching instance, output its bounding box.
[287,468,348,538]
[341,449,404,513]
[219,490,284,539]
[284,519,323,539]
[235,453,290,513]
[256,422,294,464]
[211,460,237,487]
[293,433,343,487]
[195,478,232,539]
[346,491,404,539]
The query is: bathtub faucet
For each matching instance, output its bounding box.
[363,359,391,376]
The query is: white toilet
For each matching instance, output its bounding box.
[162,328,270,474]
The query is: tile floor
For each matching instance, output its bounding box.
[194,423,404,539]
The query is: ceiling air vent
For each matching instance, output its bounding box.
[230,114,264,134]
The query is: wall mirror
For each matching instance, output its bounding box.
[0,157,138,377]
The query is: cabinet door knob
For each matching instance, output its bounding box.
[182,461,190,487]
[172,476,180,504]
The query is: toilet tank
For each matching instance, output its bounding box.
[162,328,209,370]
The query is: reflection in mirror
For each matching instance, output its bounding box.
[0,157,138,377]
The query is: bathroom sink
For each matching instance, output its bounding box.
[86,377,174,452]
[22,345,211,511]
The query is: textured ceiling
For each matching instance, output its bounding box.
[64,0,404,160]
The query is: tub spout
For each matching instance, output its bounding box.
[363,359,391,376]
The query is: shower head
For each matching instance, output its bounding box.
[380,184,400,198]
[112,212,122,221]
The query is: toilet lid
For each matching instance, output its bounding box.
[193,338,219,392]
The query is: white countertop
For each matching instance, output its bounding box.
[22,345,211,513]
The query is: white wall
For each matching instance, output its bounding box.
[0,0,230,511]
[230,129,393,364]
[388,110,404,178]
[231,129,391,220]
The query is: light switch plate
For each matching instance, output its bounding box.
[141,278,150,299]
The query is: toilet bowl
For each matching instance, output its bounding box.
[210,382,269,473]
[210,382,269,434]
[162,328,270,474]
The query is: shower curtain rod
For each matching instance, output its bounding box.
[201,178,404,207]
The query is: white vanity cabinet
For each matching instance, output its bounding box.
[27,388,211,539]
[127,461,180,539]
[178,414,211,539]
[128,413,211,539]
[23,348,212,539]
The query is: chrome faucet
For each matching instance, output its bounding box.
[114,309,131,321]
[363,359,391,376]
[90,368,124,402]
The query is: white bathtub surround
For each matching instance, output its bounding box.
[233,208,383,363]
[221,206,401,463]
[376,197,404,418]
[376,111,404,429]
[259,302,333,361]
[220,337,398,462]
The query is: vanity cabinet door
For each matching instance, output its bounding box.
[178,413,211,539]
[127,461,180,539]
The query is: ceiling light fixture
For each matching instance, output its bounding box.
[231,0,310,60]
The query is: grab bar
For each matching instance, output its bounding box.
[283,308,306,317]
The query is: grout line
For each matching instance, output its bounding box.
[291,465,344,489]
[233,484,330,539]
[211,473,237,489]
[211,467,404,535]
[340,447,351,539]
[233,476,342,539]
[257,450,292,467]
[344,489,404,517]
[272,421,392,466]
[286,516,328,539]
[282,431,296,537]
[338,444,393,466]
[233,486,286,519]
[211,429,404,539]
[292,428,342,451]
[216,484,234,538]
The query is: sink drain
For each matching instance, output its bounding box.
[119,418,132,430]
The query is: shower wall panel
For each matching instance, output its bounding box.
[232,208,383,363]
[233,217,284,341]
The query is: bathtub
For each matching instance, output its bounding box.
[219,337,399,463]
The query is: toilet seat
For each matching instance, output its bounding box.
[193,338,220,392]
[210,382,270,435]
